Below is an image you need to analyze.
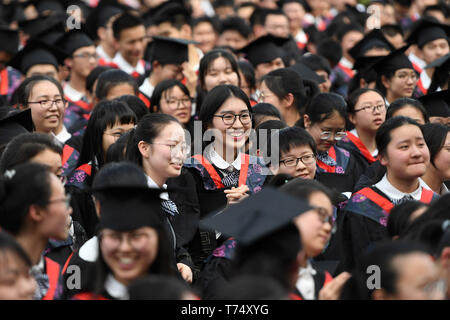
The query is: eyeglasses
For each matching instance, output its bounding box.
[280,153,316,167]
[213,112,252,126]
[354,104,386,114]
[394,72,418,82]
[72,53,98,60]
[256,91,275,102]
[311,205,336,232]
[164,97,192,109]
[28,98,65,109]
[47,194,71,209]
[318,128,347,141]
[151,142,190,155]
[100,230,152,249]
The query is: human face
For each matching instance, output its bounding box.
[26,64,59,80]
[192,22,217,54]
[264,14,289,38]
[160,86,192,124]
[385,33,406,49]
[203,57,239,92]
[383,68,417,101]
[159,64,184,82]
[140,122,187,182]
[217,30,248,51]
[422,39,450,65]
[305,112,346,152]
[105,83,136,101]
[316,70,331,93]
[341,31,364,60]
[0,251,36,300]
[100,226,159,286]
[157,22,183,38]
[391,105,426,125]
[381,124,430,180]
[283,2,305,34]
[349,91,386,133]
[27,81,65,134]
[432,132,450,181]
[102,121,136,156]
[255,57,285,81]
[278,145,317,179]
[390,253,445,300]
[430,116,450,127]
[30,149,63,181]
[39,174,72,241]
[210,97,252,155]
[294,191,333,258]
[71,45,98,78]
[116,25,147,67]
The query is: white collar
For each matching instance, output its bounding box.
[419,70,431,89]
[205,144,241,171]
[112,53,145,75]
[139,78,154,98]
[408,52,426,69]
[96,45,114,62]
[296,261,316,300]
[55,126,71,144]
[295,29,307,43]
[146,175,169,200]
[31,256,45,275]
[339,56,353,69]
[64,83,85,102]
[374,174,426,201]
[78,236,99,262]
[104,274,129,300]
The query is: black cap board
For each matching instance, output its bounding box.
[353,55,384,82]
[240,34,289,67]
[289,63,325,84]
[406,17,450,48]
[0,107,33,146]
[418,90,450,118]
[85,0,126,40]
[200,187,312,245]
[54,29,95,56]
[372,45,413,76]
[0,26,19,55]
[149,36,196,65]
[31,0,65,14]
[348,28,395,60]
[18,12,67,38]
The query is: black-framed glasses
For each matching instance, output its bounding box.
[165,97,192,109]
[213,112,252,126]
[280,153,316,167]
[354,104,386,113]
[28,98,65,109]
[311,205,335,229]
[47,194,71,209]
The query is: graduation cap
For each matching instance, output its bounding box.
[406,17,450,48]
[349,29,395,61]
[151,1,191,26]
[18,12,67,38]
[149,36,196,65]
[353,55,384,82]
[0,108,33,146]
[289,63,325,84]
[0,26,19,55]
[92,185,166,232]
[30,0,65,15]
[418,90,450,118]
[85,0,127,39]
[54,29,95,56]
[240,35,289,67]
[8,38,66,75]
[200,187,312,245]
[372,45,413,76]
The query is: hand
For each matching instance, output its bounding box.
[224,185,250,206]
[177,263,193,283]
[318,272,351,300]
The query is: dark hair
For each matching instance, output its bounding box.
[252,103,282,127]
[152,2,191,29]
[261,9,287,26]
[0,162,52,235]
[305,92,347,125]
[278,126,317,161]
[128,275,199,300]
[220,16,252,38]
[261,68,306,116]
[267,173,295,188]
[115,95,149,121]
[77,100,137,181]
[0,133,63,173]
[279,178,336,204]
[237,61,256,93]
[199,49,240,91]
[14,75,65,108]
[0,231,32,269]
[381,24,404,38]
[112,12,144,40]
[85,66,113,94]
[105,131,132,164]
[375,116,423,158]
[191,16,220,33]
[387,201,428,238]
[125,113,180,167]
[298,54,331,75]
[347,88,385,114]
[254,120,287,164]
[317,38,342,69]
[150,79,191,113]
[336,23,363,42]
[424,4,450,19]
[95,69,138,101]
[421,123,450,166]
[386,98,429,123]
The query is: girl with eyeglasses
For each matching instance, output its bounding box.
[184,85,267,272]
[340,116,439,272]
[126,113,196,284]
[303,92,362,194]
[337,88,386,173]
[0,162,72,300]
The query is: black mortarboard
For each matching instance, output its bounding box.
[349,29,395,60]
[289,63,325,84]
[85,0,126,39]
[372,45,413,76]
[200,187,312,245]
[151,1,191,26]
[406,17,450,48]
[31,0,65,15]
[54,29,95,56]
[18,12,67,38]
[0,26,19,55]
[353,55,384,82]
[418,90,450,118]
[0,108,33,146]
[149,36,195,65]
[92,185,165,232]
[8,38,66,75]
[240,35,289,67]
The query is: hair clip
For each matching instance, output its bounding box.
[4,169,16,180]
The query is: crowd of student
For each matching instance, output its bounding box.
[0,0,449,301]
